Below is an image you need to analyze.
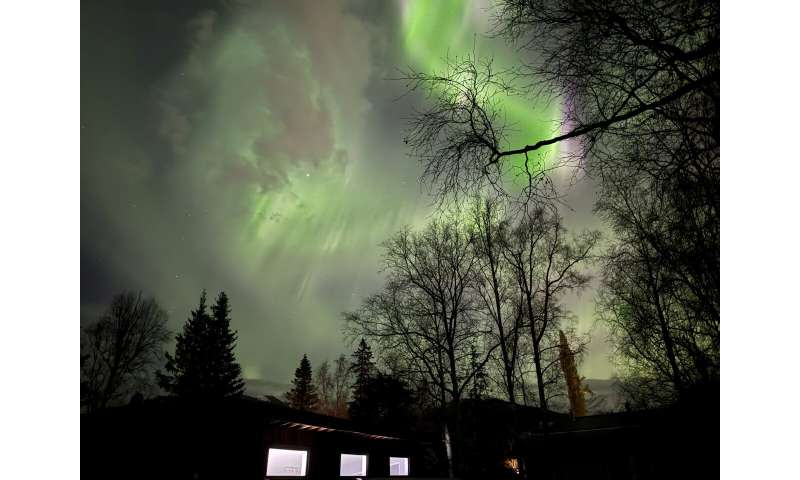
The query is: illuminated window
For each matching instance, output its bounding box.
[389,457,409,476]
[340,453,368,476]
[266,448,308,477]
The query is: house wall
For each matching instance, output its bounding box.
[81,400,435,480]
[262,424,419,478]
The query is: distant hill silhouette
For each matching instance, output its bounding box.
[533,378,623,415]
[245,377,622,414]
[584,378,623,413]
[244,378,290,398]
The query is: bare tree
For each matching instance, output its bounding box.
[81,291,171,412]
[469,197,525,403]
[598,209,718,406]
[346,283,446,409]
[401,0,718,410]
[331,354,352,418]
[404,1,718,204]
[594,139,719,404]
[382,220,496,404]
[502,208,597,410]
[345,218,498,477]
[314,360,334,415]
[402,50,564,206]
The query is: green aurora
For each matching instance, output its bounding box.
[81,0,611,393]
[401,0,561,180]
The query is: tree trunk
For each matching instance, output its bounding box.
[488,246,516,404]
[648,262,684,393]
[505,364,516,404]
[443,423,454,479]
[532,338,548,411]
[530,290,549,411]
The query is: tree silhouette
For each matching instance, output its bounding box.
[345,219,499,477]
[81,291,170,412]
[401,0,719,408]
[158,292,208,397]
[350,338,375,405]
[559,330,588,418]
[207,292,245,397]
[596,149,719,404]
[314,360,334,415]
[403,0,718,205]
[348,372,414,433]
[332,354,353,418]
[324,354,353,418]
[470,197,524,404]
[158,290,244,399]
[501,207,596,410]
[467,344,489,400]
[286,354,318,411]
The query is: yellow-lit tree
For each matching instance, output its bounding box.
[559,330,589,417]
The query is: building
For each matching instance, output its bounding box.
[81,396,444,479]
[82,394,718,479]
[456,397,719,479]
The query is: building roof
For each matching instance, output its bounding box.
[88,394,420,443]
[271,420,404,441]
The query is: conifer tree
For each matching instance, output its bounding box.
[158,290,244,399]
[286,354,318,411]
[468,344,488,400]
[348,372,414,432]
[159,291,210,397]
[208,292,245,397]
[350,338,375,403]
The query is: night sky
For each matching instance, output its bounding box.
[81,0,612,394]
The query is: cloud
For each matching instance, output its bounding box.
[81,0,614,389]
[82,0,431,385]
[160,19,331,183]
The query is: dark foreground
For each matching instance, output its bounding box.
[82,392,718,480]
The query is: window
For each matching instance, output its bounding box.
[389,457,409,476]
[266,448,308,477]
[339,453,368,476]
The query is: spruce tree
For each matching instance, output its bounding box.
[159,291,210,398]
[286,354,318,411]
[208,292,245,397]
[158,290,245,399]
[468,344,488,400]
[350,338,375,403]
[348,372,414,432]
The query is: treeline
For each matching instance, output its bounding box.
[336,203,600,477]
[345,201,599,414]
[283,353,351,417]
[387,0,719,474]
[79,289,420,437]
[400,0,719,409]
[80,289,416,435]
[283,340,415,434]
[80,290,246,412]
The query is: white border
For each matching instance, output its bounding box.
[722,1,800,479]
[0,1,80,480]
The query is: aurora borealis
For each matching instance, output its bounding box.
[81,0,610,392]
